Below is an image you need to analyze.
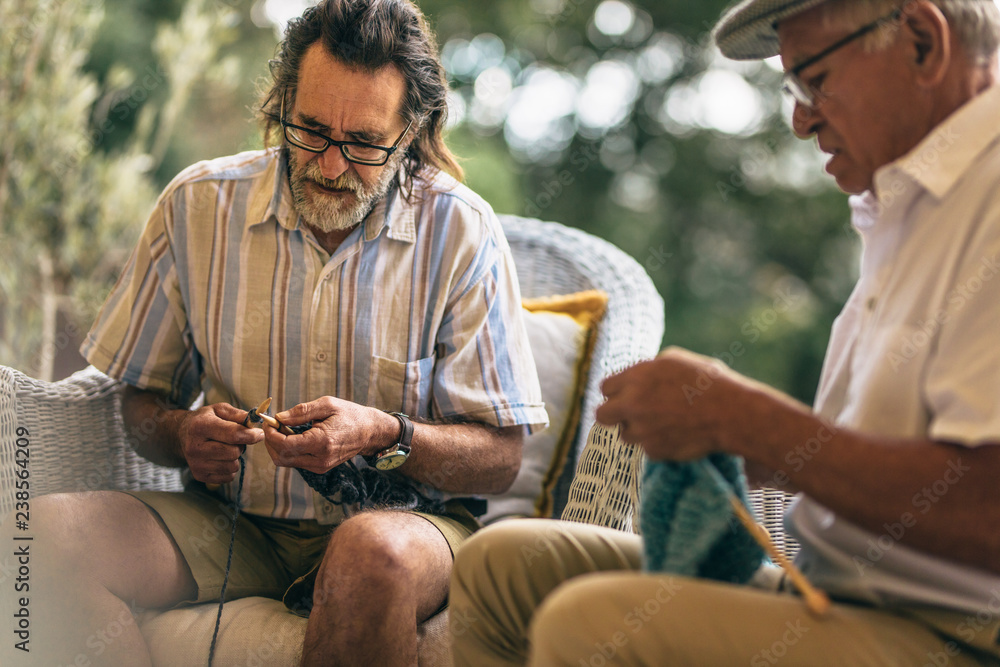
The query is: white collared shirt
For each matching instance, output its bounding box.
[787,84,1000,612]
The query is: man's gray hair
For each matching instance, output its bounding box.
[820,0,1000,62]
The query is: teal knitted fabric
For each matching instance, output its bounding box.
[640,453,765,583]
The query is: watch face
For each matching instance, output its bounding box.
[375,451,407,471]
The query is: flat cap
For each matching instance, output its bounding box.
[713,0,832,59]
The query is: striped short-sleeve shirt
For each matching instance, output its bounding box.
[81,148,547,521]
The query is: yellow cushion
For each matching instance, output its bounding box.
[480,290,608,523]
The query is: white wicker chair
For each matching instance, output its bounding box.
[0,215,670,666]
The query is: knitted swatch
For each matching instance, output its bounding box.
[297,461,446,514]
[279,421,446,513]
[640,453,765,583]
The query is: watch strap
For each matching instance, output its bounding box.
[386,412,413,453]
[371,412,413,470]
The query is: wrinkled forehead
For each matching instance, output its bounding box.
[294,44,408,124]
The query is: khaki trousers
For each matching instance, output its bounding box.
[449,519,1000,666]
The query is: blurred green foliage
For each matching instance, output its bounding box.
[0,0,265,379]
[1,0,858,404]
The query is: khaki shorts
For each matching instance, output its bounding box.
[124,483,479,614]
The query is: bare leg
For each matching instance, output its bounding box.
[301,510,453,667]
[0,491,197,666]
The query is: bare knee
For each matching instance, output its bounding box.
[314,511,451,617]
[319,512,417,589]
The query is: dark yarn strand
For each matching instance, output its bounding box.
[207,413,443,666]
[208,453,246,667]
[208,406,263,666]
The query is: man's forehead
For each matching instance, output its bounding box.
[775,4,836,62]
[295,44,406,127]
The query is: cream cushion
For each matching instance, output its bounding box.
[481,291,607,524]
[138,597,451,666]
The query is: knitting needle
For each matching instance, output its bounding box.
[254,410,297,435]
[207,398,271,491]
[241,396,300,434]
[726,493,830,616]
[239,397,272,430]
[700,461,830,617]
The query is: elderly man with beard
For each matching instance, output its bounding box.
[12,1,547,665]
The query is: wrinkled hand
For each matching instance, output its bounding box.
[262,396,396,474]
[596,346,769,461]
[178,403,262,484]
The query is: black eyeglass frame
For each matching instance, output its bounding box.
[279,95,413,166]
[782,8,903,108]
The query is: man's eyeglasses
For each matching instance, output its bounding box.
[782,8,902,108]
[279,96,412,166]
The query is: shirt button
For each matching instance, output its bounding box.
[316,351,328,362]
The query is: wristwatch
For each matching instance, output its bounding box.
[374,412,413,471]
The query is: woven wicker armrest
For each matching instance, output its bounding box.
[499,215,665,519]
[0,365,183,518]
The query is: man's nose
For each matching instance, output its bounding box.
[316,146,350,181]
[791,101,821,139]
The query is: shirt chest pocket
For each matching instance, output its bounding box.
[367,354,435,417]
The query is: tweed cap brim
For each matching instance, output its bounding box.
[713,0,832,60]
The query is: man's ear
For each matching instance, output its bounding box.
[903,0,951,86]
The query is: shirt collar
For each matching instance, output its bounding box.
[873,84,1000,203]
[247,147,416,244]
[849,190,880,233]
[247,148,297,232]
[363,166,416,244]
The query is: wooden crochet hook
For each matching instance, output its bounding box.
[253,409,297,435]
[700,461,830,617]
[248,397,272,424]
[206,398,271,491]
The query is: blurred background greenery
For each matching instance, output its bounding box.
[1,0,861,404]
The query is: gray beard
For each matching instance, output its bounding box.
[287,149,404,233]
